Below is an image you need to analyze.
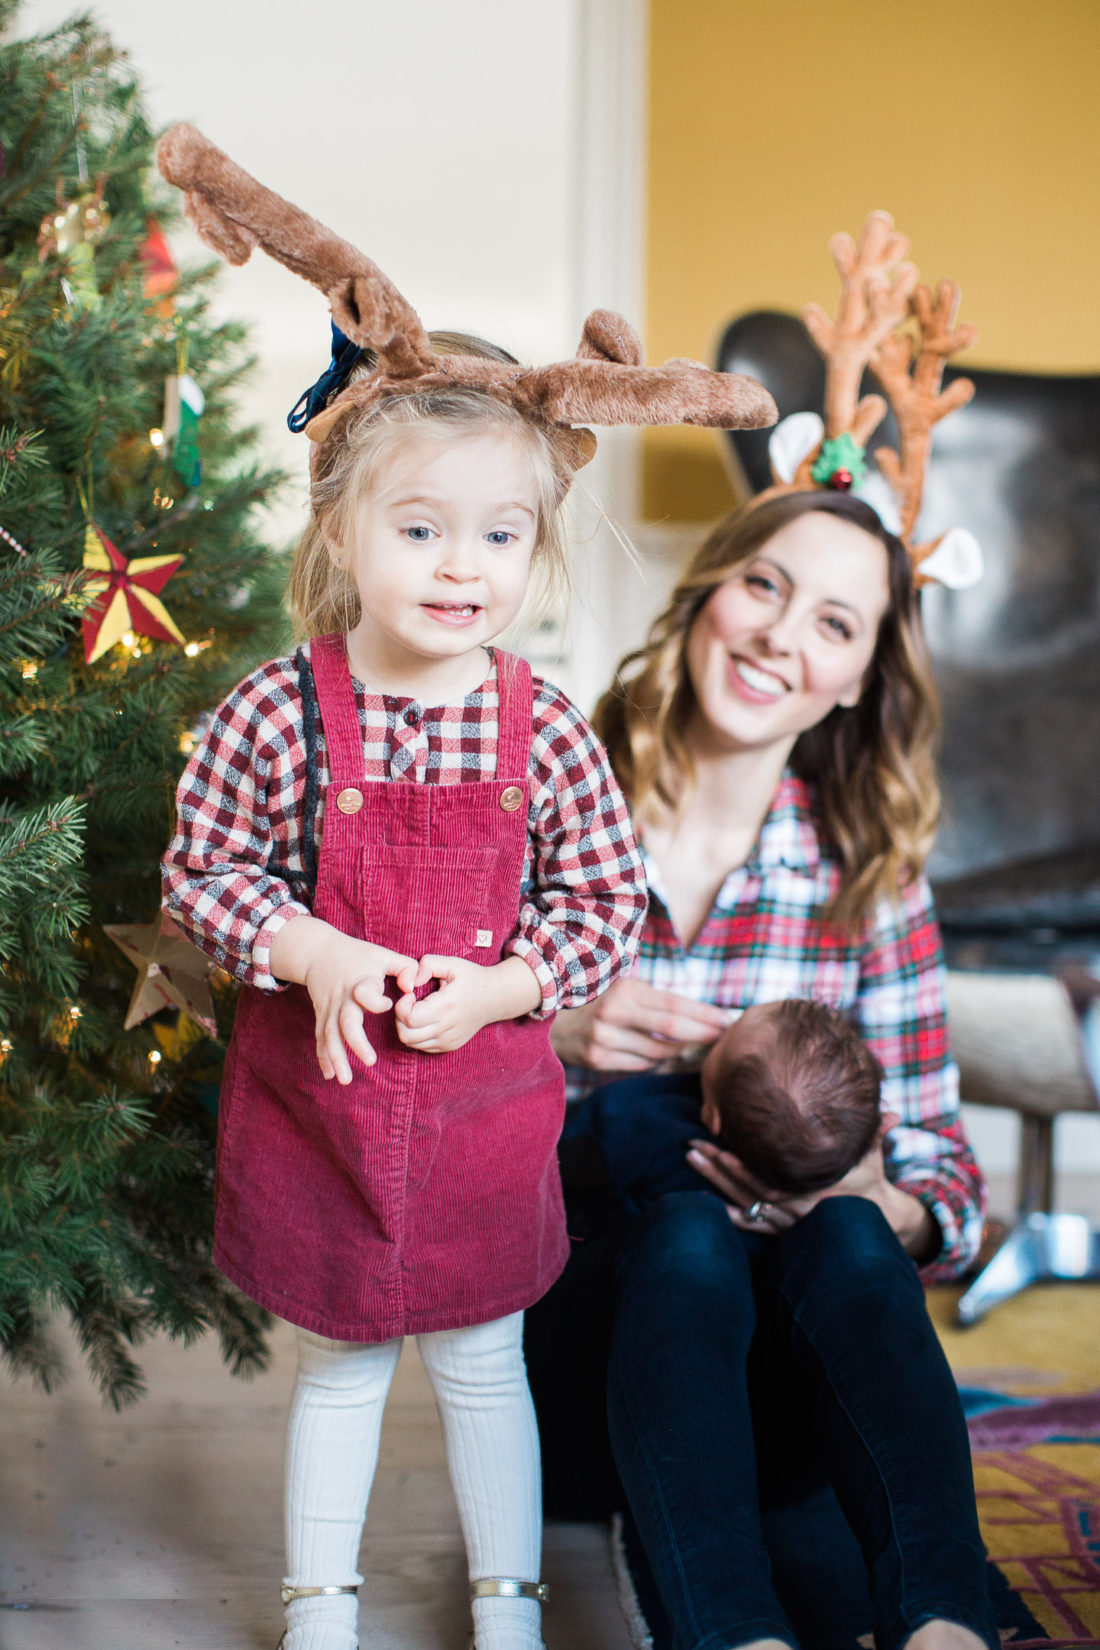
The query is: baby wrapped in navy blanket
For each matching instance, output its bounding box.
[560,998,884,1233]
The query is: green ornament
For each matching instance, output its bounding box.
[810,433,867,488]
[62,238,101,312]
[163,372,204,488]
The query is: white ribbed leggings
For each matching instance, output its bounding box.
[282,1310,542,1650]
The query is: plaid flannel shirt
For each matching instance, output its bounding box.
[567,771,985,1280]
[161,647,647,1016]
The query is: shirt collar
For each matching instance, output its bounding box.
[746,769,822,877]
[640,768,822,923]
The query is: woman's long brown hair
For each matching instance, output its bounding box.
[592,491,941,924]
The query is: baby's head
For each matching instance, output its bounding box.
[289,332,572,640]
[700,999,883,1194]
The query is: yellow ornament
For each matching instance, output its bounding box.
[37,184,109,311]
[37,184,110,257]
[104,913,217,1037]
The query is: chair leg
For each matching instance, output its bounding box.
[957,1212,1100,1325]
[956,1113,1100,1325]
[1015,1114,1055,1215]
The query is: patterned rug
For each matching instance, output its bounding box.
[929,1282,1100,1646]
[611,1282,1100,1650]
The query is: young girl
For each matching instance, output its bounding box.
[155,124,775,1650]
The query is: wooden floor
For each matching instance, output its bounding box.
[5,1173,1098,1650]
[0,1319,635,1650]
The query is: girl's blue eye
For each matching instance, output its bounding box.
[405,526,431,542]
[486,531,514,547]
[822,614,853,640]
[745,572,778,595]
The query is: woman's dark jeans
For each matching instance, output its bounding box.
[524,1192,999,1650]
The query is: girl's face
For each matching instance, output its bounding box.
[340,426,541,691]
[685,511,891,757]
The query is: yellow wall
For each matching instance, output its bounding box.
[645,0,1100,521]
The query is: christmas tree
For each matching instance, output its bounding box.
[0,2,289,1404]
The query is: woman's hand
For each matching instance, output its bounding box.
[269,913,417,1084]
[394,954,543,1055]
[550,977,733,1072]
[686,1112,941,1261]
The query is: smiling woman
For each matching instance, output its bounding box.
[527,485,998,1650]
[601,490,940,927]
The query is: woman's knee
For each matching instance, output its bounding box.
[617,1190,752,1300]
[770,1196,919,1304]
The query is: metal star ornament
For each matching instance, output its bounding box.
[82,522,186,663]
[104,913,217,1036]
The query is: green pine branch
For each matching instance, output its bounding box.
[1,2,285,1403]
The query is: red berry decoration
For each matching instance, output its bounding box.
[830,467,853,491]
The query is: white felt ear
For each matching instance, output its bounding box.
[918,527,984,589]
[178,373,205,416]
[769,411,823,483]
[853,470,902,535]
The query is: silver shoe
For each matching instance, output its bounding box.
[468,1577,549,1649]
[276,1583,359,1649]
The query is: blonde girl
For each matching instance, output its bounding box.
[156,121,773,1650]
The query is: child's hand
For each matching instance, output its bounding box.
[394,954,543,1054]
[269,913,417,1083]
[304,933,419,1083]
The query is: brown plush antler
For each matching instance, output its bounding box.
[156,125,777,470]
[157,124,433,379]
[870,279,977,545]
[796,211,918,480]
[523,309,775,430]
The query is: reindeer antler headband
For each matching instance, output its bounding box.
[156,125,777,479]
[766,211,982,589]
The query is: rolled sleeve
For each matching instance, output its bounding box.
[503,683,647,1016]
[858,876,987,1278]
[160,673,310,990]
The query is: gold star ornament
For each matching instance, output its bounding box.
[104,913,217,1036]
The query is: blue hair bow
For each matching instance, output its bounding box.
[287,323,364,432]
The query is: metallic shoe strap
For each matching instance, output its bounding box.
[469,1578,548,1603]
[280,1583,359,1606]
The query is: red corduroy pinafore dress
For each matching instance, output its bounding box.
[214,633,569,1341]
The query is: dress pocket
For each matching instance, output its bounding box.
[362,843,500,959]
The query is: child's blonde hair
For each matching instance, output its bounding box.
[289,332,572,639]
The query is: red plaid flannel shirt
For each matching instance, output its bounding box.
[567,771,986,1279]
[162,648,647,1015]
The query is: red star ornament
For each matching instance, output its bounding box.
[139,217,178,302]
[104,912,217,1036]
[82,522,186,664]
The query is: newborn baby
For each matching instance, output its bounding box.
[699,997,883,1194]
[558,998,884,1231]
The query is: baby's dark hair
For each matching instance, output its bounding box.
[707,999,883,1195]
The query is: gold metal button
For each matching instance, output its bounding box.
[499,785,525,811]
[335,787,364,814]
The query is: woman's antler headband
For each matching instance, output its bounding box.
[156,124,777,474]
[766,211,982,589]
